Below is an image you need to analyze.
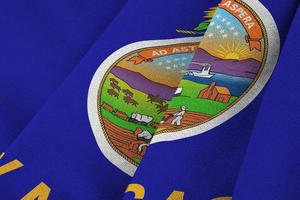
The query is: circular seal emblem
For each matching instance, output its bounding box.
[88,0,280,176]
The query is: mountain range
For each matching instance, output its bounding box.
[189,48,261,79]
[111,66,177,100]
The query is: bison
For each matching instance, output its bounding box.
[107,88,119,98]
[122,89,134,97]
[123,96,138,107]
[110,82,121,92]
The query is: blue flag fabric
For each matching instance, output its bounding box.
[233,5,300,199]
[122,0,299,199]
[0,0,126,151]
[0,0,221,199]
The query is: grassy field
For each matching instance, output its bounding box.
[168,79,238,115]
[179,79,208,98]
[101,74,238,129]
[100,73,164,123]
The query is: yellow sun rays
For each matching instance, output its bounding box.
[214,42,252,60]
[203,7,218,22]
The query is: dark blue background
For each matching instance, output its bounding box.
[233,6,300,199]
[0,0,126,151]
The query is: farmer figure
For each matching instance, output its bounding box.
[171,106,186,126]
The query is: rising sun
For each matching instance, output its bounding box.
[225,52,240,59]
[215,42,252,60]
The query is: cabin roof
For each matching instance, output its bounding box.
[215,86,231,95]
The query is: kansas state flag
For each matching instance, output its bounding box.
[0,0,299,199]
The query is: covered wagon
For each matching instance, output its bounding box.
[129,113,153,126]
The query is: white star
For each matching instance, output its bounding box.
[221,18,226,22]
[208,33,214,37]
[216,14,221,18]
[216,25,221,29]
[233,32,239,36]
[226,22,231,26]
[166,60,172,63]
[220,29,225,34]
[222,34,228,38]
[230,26,235,31]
